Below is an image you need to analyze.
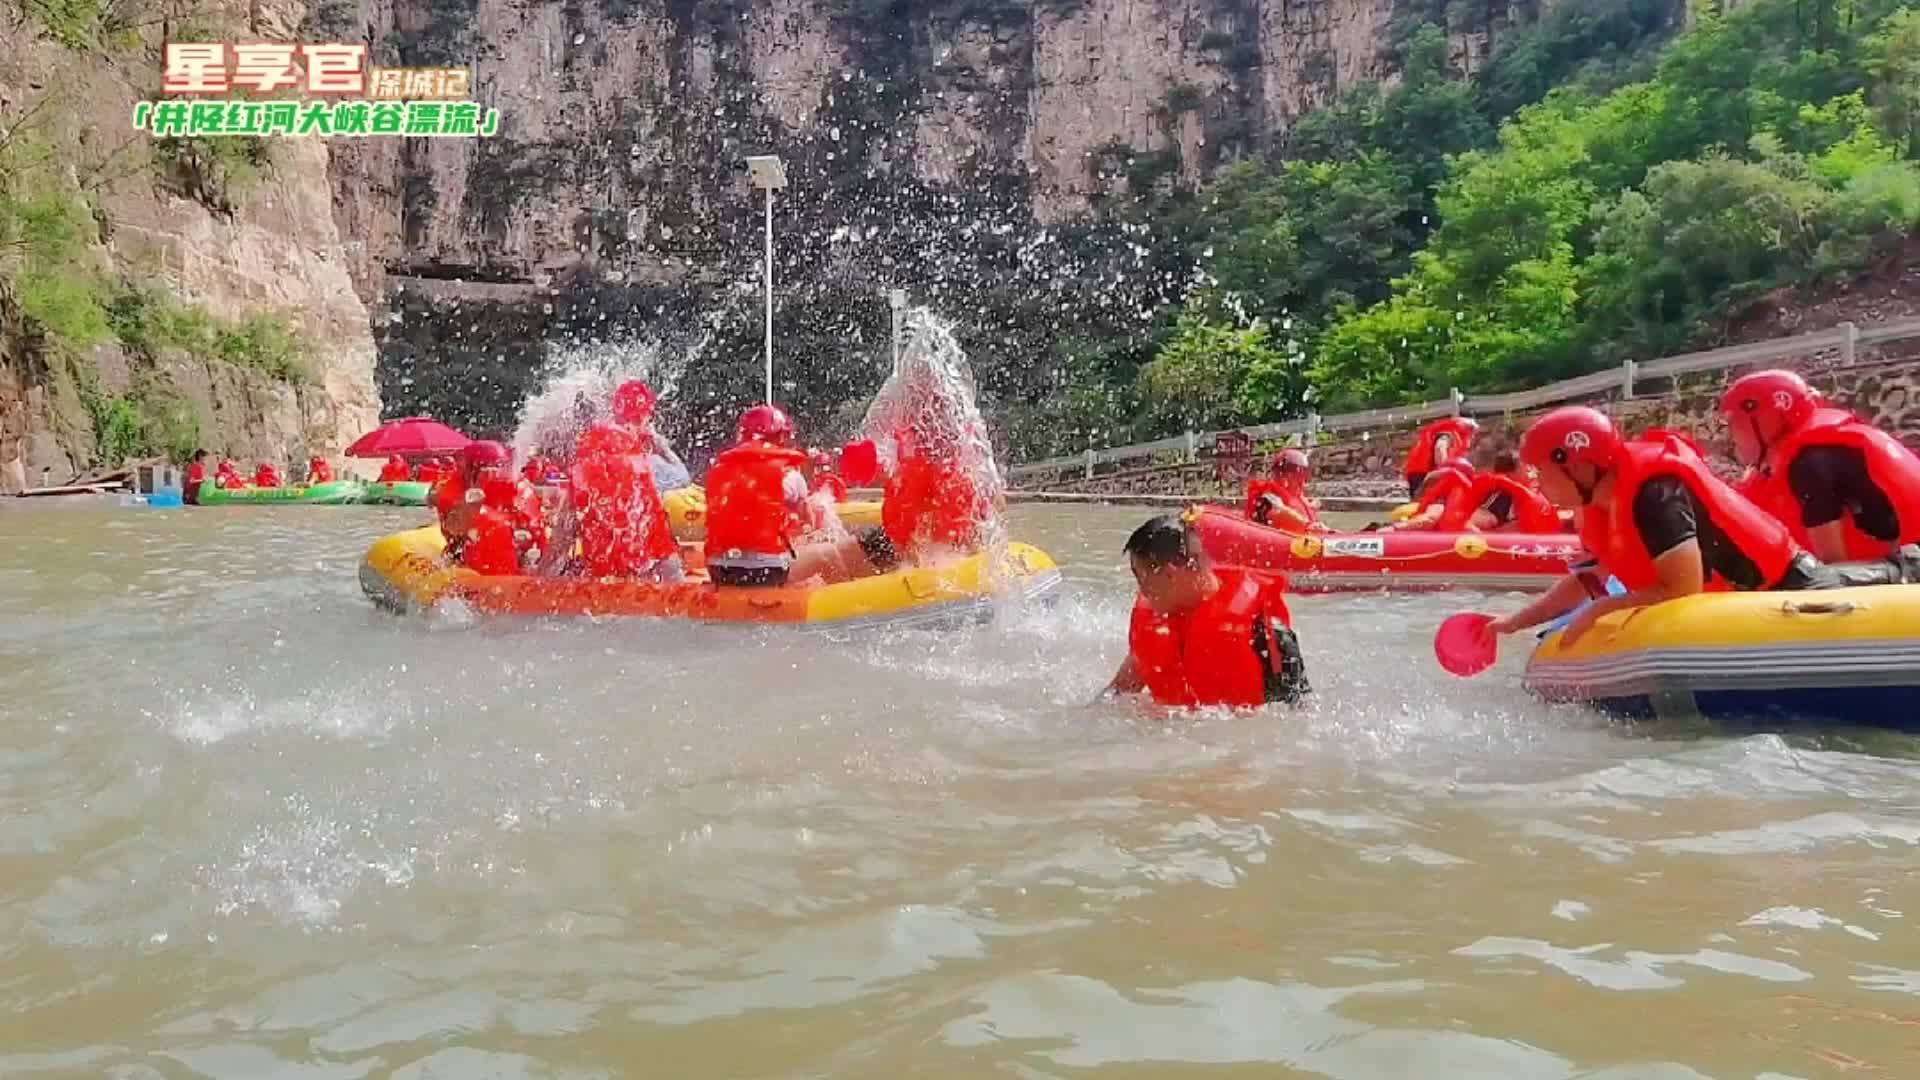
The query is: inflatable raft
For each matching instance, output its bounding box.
[359,525,1061,631]
[358,480,432,506]
[1524,586,1920,728]
[1189,506,1580,593]
[196,479,366,505]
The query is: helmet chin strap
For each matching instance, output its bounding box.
[1571,464,1599,506]
[1747,414,1775,475]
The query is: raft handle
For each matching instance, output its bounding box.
[1780,600,1860,616]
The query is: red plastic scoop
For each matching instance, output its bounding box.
[1434,613,1497,677]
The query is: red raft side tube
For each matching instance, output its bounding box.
[1187,506,1582,594]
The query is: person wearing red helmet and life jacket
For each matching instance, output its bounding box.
[1470,406,1920,651]
[807,448,849,503]
[378,455,412,483]
[566,389,682,581]
[1720,369,1920,563]
[1404,417,1478,501]
[215,457,247,489]
[307,457,334,485]
[417,456,457,487]
[1245,449,1330,533]
[253,462,283,488]
[702,404,820,586]
[1435,449,1565,533]
[1102,514,1311,710]
[436,440,546,575]
[1381,458,1477,532]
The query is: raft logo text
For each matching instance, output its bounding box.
[131,43,501,138]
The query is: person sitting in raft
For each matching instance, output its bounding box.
[307,457,334,485]
[215,457,247,489]
[833,423,1002,577]
[807,448,849,502]
[1380,458,1475,532]
[1435,449,1565,533]
[378,454,412,483]
[1721,369,1920,563]
[1404,417,1478,501]
[183,449,210,505]
[1102,514,1311,709]
[436,441,546,575]
[1472,406,1920,649]
[567,414,682,582]
[254,461,283,488]
[417,456,458,487]
[702,405,829,587]
[1245,449,1330,533]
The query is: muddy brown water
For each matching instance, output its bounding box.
[1,503,1916,1078]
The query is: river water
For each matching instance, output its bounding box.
[1,502,1916,1078]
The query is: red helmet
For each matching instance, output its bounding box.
[738,404,794,445]
[1521,406,1621,473]
[1275,448,1310,471]
[611,380,657,425]
[808,447,833,467]
[460,439,512,468]
[1720,370,1817,433]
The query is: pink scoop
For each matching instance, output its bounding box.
[1434,613,1497,677]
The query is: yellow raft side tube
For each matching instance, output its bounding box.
[360,525,1060,629]
[1530,585,1920,662]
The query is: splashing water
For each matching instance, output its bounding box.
[857,307,1009,569]
[509,338,703,484]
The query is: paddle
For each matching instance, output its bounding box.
[1434,612,1497,677]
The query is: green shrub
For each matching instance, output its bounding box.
[150,137,273,214]
[105,283,310,382]
[217,313,308,381]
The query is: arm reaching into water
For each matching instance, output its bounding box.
[1100,654,1145,701]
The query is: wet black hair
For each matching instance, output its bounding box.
[1124,513,1201,569]
[1493,449,1519,472]
[191,448,208,460]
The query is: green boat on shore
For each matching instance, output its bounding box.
[195,479,367,505]
[357,480,434,506]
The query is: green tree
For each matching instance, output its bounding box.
[1866,8,1920,158]
[1137,309,1290,430]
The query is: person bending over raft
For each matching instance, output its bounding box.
[379,455,412,483]
[1473,406,1920,648]
[1404,417,1477,501]
[703,405,818,587]
[1381,459,1475,532]
[1102,515,1311,709]
[1435,450,1564,533]
[254,462,283,488]
[1721,369,1920,563]
[307,457,333,484]
[184,449,209,505]
[1245,449,1329,533]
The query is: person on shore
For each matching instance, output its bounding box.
[379,455,412,483]
[307,457,334,485]
[183,449,209,505]
[1469,406,1920,649]
[1381,458,1475,532]
[1245,449,1329,533]
[1435,449,1564,533]
[1103,514,1310,709]
[702,405,818,587]
[1404,417,1477,501]
[253,462,282,488]
[1720,369,1920,562]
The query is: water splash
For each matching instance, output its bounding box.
[509,337,704,472]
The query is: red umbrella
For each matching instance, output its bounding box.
[345,417,473,459]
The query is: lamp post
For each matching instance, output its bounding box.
[744,155,787,404]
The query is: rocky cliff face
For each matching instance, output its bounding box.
[0,0,382,491]
[335,0,1512,447]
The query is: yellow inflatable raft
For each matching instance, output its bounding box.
[359,526,1061,631]
[1524,585,1920,728]
[662,486,881,542]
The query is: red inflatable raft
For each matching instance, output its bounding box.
[1188,506,1581,593]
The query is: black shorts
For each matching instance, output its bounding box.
[857,525,900,573]
[711,564,788,587]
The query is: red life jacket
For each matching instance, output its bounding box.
[1244,478,1280,520]
[1577,435,1800,592]
[1747,407,1920,560]
[704,441,810,563]
[571,431,676,577]
[458,504,523,576]
[379,457,412,483]
[1127,568,1297,709]
[184,462,207,503]
[1245,478,1317,528]
[1414,461,1474,513]
[254,465,281,488]
[1438,472,1561,533]
[308,459,333,484]
[883,454,982,553]
[1405,418,1476,478]
[812,472,849,502]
